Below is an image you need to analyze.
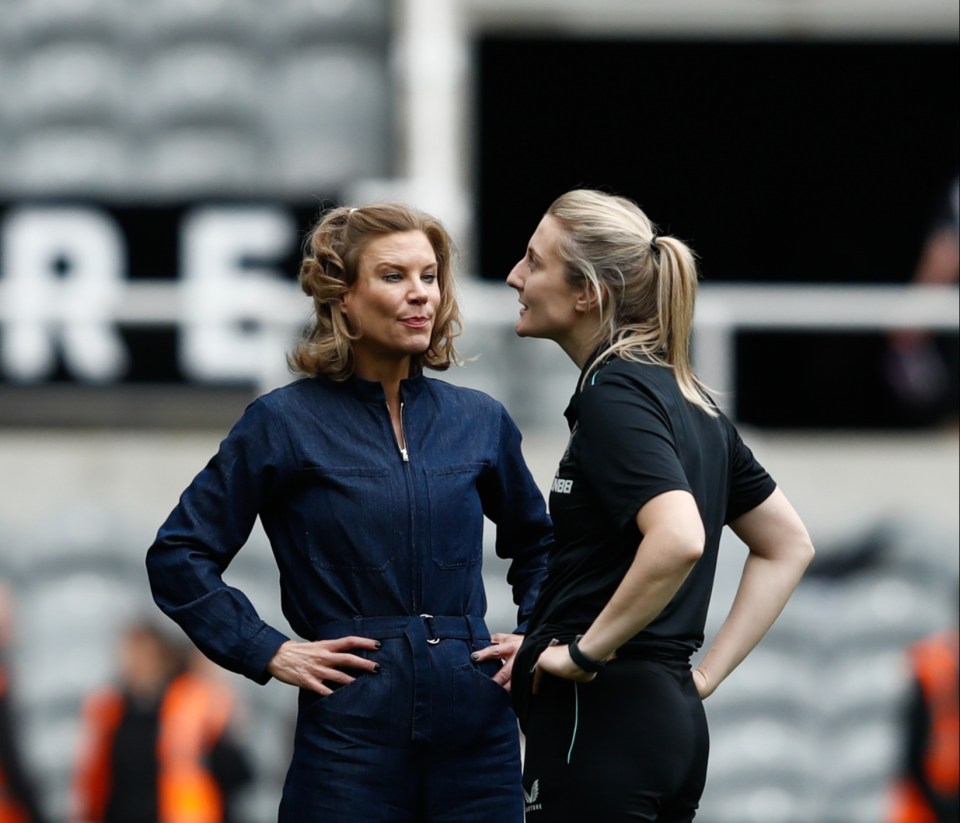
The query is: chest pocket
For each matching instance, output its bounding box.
[424,464,484,569]
[299,466,396,571]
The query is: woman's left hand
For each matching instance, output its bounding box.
[531,642,599,694]
[471,632,524,691]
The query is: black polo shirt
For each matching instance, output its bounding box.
[524,355,776,661]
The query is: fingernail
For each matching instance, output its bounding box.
[471,653,479,662]
[373,664,381,674]
[374,641,382,649]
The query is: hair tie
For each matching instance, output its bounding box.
[649,234,660,259]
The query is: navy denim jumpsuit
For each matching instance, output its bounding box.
[146,372,553,821]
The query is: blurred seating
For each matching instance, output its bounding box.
[140,126,269,195]
[706,715,820,783]
[269,45,389,135]
[6,127,131,195]
[27,712,78,810]
[703,646,818,725]
[829,570,951,651]
[263,0,392,47]
[706,718,820,823]
[268,46,391,190]
[7,42,129,131]
[135,43,266,131]
[8,0,128,52]
[1,0,394,199]
[129,0,264,52]
[696,520,957,823]
[817,721,901,823]
[708,785,815,823]
[19,569,141,708]
[827,647,909,725]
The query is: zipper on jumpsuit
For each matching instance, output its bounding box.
[388,399,440,741]
[388,401,418,611]
[395,400,410,463]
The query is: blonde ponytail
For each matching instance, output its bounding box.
[548,190,717,416]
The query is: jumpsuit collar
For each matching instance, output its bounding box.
[324,370,429,404]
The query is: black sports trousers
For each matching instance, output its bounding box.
[520,656,709,822]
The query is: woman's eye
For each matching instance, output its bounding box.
[527,253,537,270]
[382,272,402,282]
[422,272,437,283]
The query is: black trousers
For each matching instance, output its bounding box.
[521,657,709,822]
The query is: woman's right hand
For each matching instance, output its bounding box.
[692,667,711,699]
[267,636,381,696]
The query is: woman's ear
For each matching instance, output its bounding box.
[574,283,605,314]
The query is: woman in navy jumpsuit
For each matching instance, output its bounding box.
[146,203,553,821]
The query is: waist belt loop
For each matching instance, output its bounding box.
[465,614,484,650]
[420,614,440,645]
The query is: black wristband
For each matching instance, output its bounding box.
[568,634,606,673]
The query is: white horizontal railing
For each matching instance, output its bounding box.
[691,283,959,409]
[0,279,956,415]
[461,282,960,410]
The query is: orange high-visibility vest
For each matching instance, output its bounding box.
[0,669,29,823]
[74,673,234,823]
[0,787,28,823]
[888,629,960,823]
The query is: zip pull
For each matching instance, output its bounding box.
[387,400,410,462]
[399,402,409,462]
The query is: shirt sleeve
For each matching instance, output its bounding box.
[577,372,692,531]
[145,399,290,684]
[479,404,553,633]
[724,423,777,523]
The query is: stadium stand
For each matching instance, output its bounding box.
[8,42,129,131]
[0,1,956,821]
[1,0,393,199]
[5,127,132,195]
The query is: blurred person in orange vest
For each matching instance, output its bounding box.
[71,619,253,823]
[0,581,50,823]
[887,620,960,823]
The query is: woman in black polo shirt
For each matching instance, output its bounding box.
[505,189,815,822]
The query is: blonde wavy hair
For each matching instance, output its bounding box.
[289,203,463,379]
[547,189,717,416]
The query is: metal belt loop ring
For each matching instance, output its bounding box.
[420,614,440,644]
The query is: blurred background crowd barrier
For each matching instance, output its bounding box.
[0,1,957,821]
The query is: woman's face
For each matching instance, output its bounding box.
[341,230,441,375]
[506,214,583,342]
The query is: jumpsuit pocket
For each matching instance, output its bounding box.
[424,464,485,569]
[449,660,513,744]
[302,668,394,726]
[297,466,396,571]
